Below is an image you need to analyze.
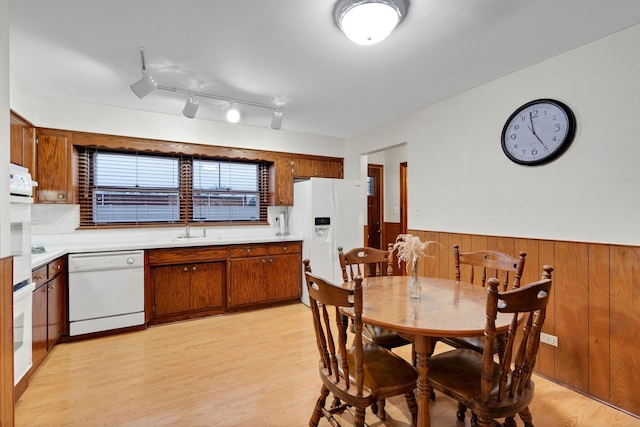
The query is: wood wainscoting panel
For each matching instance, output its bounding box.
[404,228,640,417]
[536,240,556,378]
[554,241,590,392]
[588,244,610,401]
[609,245,640,414]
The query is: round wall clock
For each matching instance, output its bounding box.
[501,99,576,166]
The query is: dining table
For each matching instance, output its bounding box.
[352,274,515,427]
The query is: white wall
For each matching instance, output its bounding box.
[9,74,346,158]
[347,24,640,246]
[0,0,10,257]
[365,145,407,224]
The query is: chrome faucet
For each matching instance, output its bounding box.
[185,224,191,238]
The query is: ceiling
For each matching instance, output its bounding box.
[9,1,640,139]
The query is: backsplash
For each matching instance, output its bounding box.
[31,204,292,248]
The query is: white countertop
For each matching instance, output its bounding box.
[31,234,303,269]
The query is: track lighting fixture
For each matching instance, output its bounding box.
[226,103,241,123]
[334,0,408,45]
[271,109,283,130]
[130,48,283,129]
[130,48,157,98]
[182,95,199,118]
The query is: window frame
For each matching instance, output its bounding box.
[77,147,270,228]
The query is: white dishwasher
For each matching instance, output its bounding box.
[68,250,145,336]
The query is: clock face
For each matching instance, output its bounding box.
[501,99,576,166]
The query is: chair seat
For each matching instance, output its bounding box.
[428,349,535,418]
[343,343,418,399]
[362,325,412,348]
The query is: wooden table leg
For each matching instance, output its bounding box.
[414,336,435,427]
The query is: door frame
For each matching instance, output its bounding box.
[367,164,384,250]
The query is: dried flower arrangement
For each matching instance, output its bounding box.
[392,234,438,272]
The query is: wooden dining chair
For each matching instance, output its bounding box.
[442,245,527,356]
[303,260,418,427]
[428,265,554,427]
[338,245,412,349]
[338,245,416,419]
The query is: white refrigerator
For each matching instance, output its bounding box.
[288,178,366,306]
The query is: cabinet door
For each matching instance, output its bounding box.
[10,114,36,172]
[271,157,294,206]
[152,265,191,316]
[189,262,225,311]
[315,160,343,179]
[47,274,66,350]
[228,258,267,307]
[36,132,71,203]
[292,158,315,178]
[32,284,48,369]
[266,254,302,301]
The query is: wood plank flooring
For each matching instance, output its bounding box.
[15,303,640,426]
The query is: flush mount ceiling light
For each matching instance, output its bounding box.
[334,0,408,45]
[130,48,283,129]
[182,95,199,118]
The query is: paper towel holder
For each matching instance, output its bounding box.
[276,211,288,236]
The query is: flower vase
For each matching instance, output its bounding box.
[409,259,421,299]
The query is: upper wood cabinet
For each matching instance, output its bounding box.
[36,129,75,204]
[270,157,294,206]
[292,157,343,179]
[10,112,36,173]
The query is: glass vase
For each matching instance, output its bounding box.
[409,259,421,299]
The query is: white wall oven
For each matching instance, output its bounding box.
[9,163,36,384]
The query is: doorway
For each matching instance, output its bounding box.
[367,164,383,250]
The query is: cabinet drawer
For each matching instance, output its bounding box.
[148,247,229,265]
[268,242,301,255]
[48,258,65,279]
[32,265,48,287]
[229,245,268,258]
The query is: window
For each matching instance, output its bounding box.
[192,159,260,222]
[77,148,269,227]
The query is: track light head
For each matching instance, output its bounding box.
[271,109,283,130]
[182,95,199,118]
[226,104,241,123]
[130,74,157,99]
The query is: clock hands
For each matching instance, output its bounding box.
[528,111,547,148]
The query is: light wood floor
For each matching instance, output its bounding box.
[15,303,640,426]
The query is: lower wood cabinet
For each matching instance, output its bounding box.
[228,242,301,308]
[147,241,302,320]
[147,247,227,324]
[31,256,67,371]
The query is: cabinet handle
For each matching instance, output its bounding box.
[269,258,273,263]
[283,246,287,250]
[55,264,61,270]
[262,259,266,263]
[192,266,196,271]
[246,248,251,253]
[183,267,188,272]
[57,193,65,200]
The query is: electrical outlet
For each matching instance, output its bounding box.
[540,332,558,347]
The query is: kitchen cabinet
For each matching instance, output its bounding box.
[270,156,294,206]
[32,256,67,371]
[10,112,36,174]
[147,247,227,324]
[35,129,74,203]
[292,157,343,179]
[228,242,301,308]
